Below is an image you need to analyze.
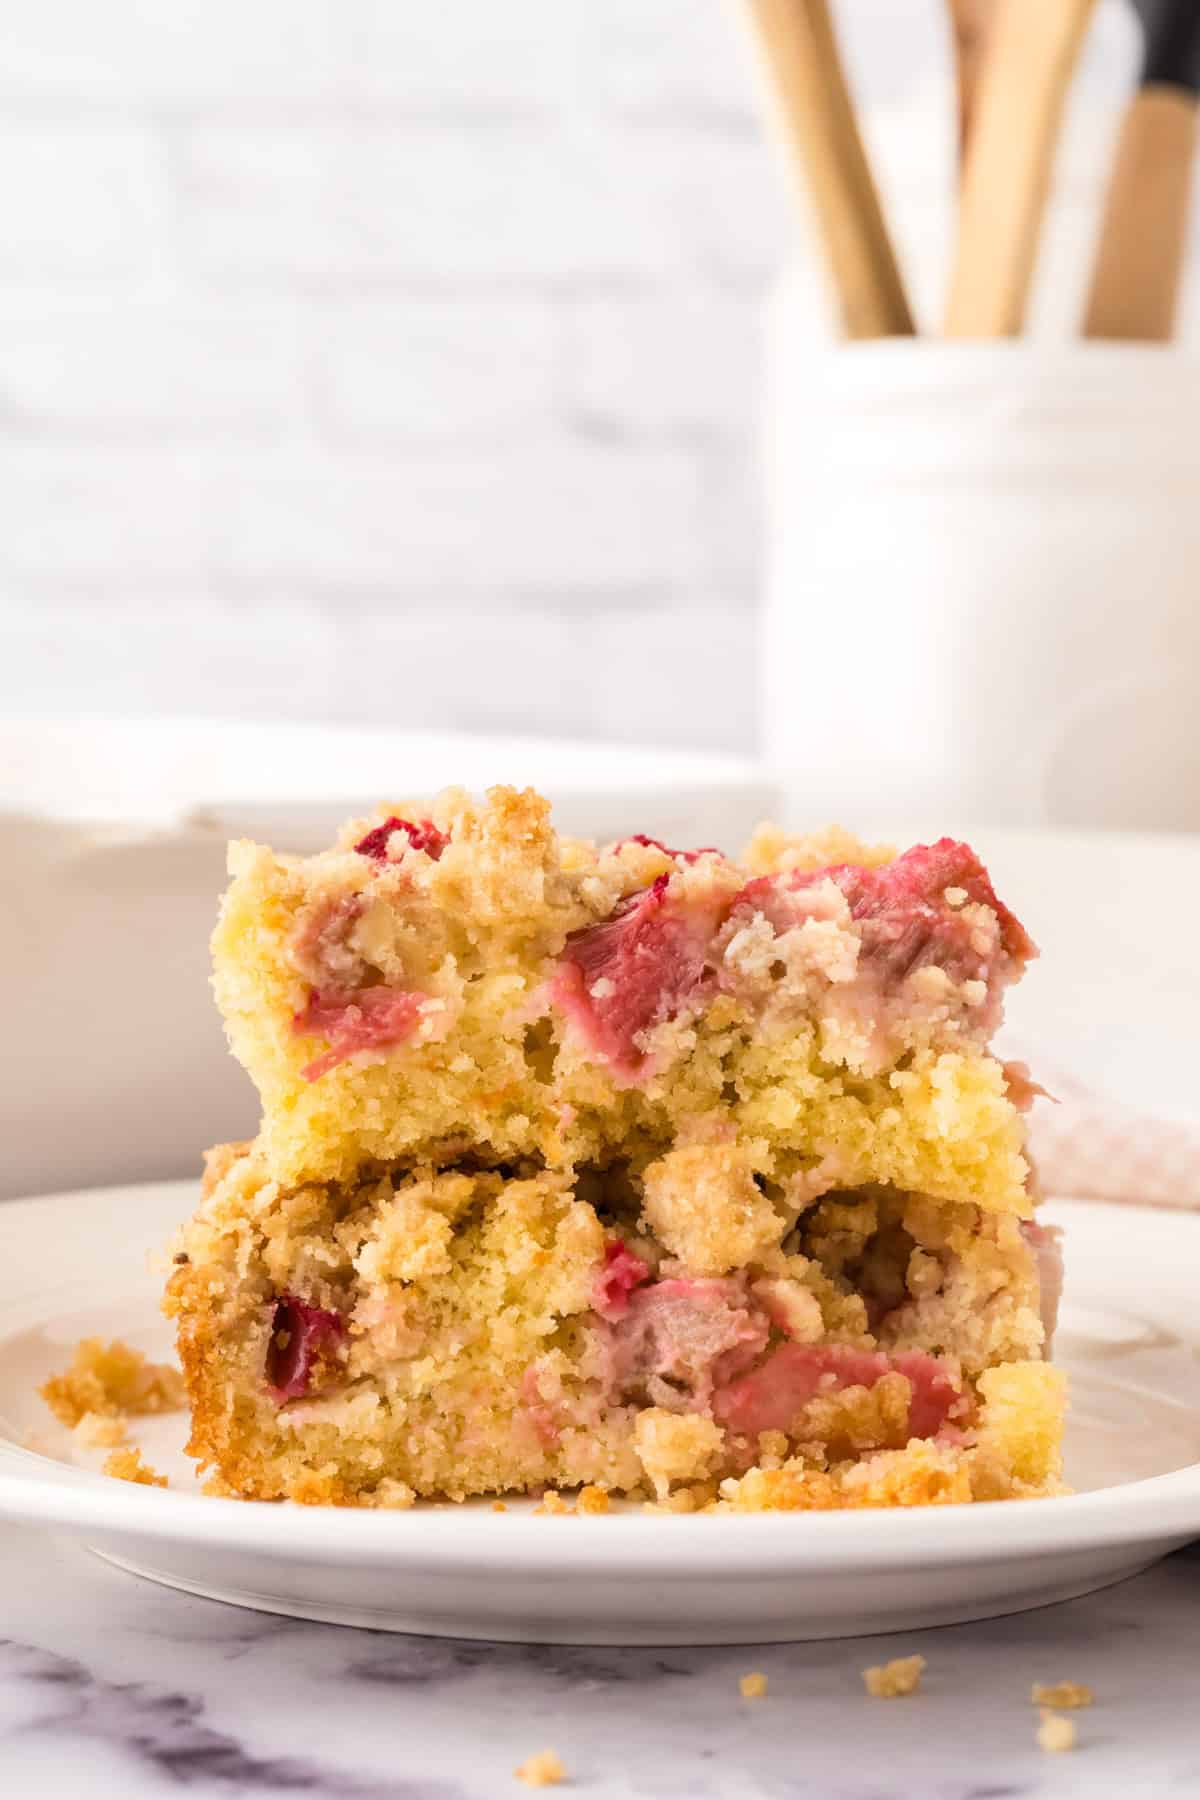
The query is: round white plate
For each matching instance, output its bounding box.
[0,1179,1197,1645]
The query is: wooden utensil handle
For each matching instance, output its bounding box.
[947,0,994,166]
[1082,85,1199,341]
[945,0,1097,337]
[741,0,915,338]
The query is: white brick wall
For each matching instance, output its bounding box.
[0,2,1143,754]
[0,0,787,752]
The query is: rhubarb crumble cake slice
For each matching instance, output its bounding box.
[212,786,1033,1209]
[166,786,1066,1508]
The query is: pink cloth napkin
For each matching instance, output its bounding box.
[1027,1061,1200,1211]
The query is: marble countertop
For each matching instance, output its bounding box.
[0,1524,1195,1798]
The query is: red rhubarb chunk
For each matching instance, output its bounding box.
[712,1342,962,1440]
[592,1240,650,1322]
[266,1295,346,1402]
[295,985,426,1081]
[607,1277,769,1407]
[552,877,719,1078]
[821,838,1034,969]
[741,838,1034,989]
[615,834,722,863]
[354,816,448,861]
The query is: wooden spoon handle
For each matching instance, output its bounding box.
[947,0,996,167]
[1082,85,1199,340]
[741,0,915,338]
[945,0,1097,337]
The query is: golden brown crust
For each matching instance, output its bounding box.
[102,1447,168,1488]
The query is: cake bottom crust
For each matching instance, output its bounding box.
[166,1145,1066,1511]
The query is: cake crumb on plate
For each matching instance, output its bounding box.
[102,1448,168,1489]
[1032,1680,1092,1709]
[73,1411,127,1449]
[41,1337,185,1427]
[863,1655,926,1698]
[739,1671,768,1699]
[1037,1710,1077,1753]
[514,1748,565,1786]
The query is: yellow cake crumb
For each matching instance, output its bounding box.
[73,1411,128,1449]
[635,1409,725,1501]
[1037,1710,1077,1753]
[739,1671,768,1699]
[1031,1681,1092,1709]
[863,1654,926,1698]
[41,1338,186,1428]
[576,1485,610,1515]
[493,1501,508,1513]
[975,1363,1067,1490]
[640,1142,784,1275]
[102,1448,168,1488]
[535,1490,571,1516]
[362,1478,416,1509]
[514,1748,566,1787]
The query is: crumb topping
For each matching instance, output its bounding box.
[640,1142,785,1276]
[634,1410,725,1503]
[739,1672,768,1698]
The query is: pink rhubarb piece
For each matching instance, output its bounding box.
[552,877,719,1078]
[592,1240,650,1322]
[295,985,426,1081]
[712,1342,963,1440]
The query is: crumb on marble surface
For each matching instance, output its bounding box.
[73,1411,127,1449]
[41,1337,185,1428]
[534,1491,571,1516]
[1037,1710,1077,1753]
[739,1671,768,1699]
[863,1655,926,1698]
[102,1448,168,1489]
[514,1747,566,1786]
[1032,1680,1093,1709]
[576,1485,610,1515]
